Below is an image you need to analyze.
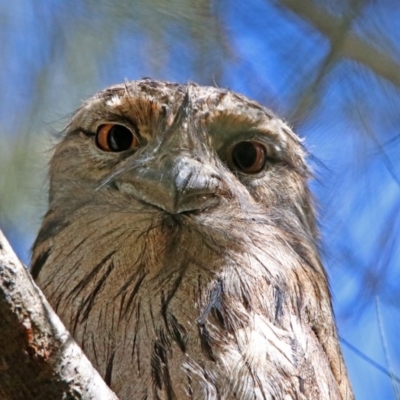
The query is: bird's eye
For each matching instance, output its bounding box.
[230,141,266,174]
[95,124,139,152]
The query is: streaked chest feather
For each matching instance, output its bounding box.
[34,210,339,399]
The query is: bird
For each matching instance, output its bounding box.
[31,79,354,400]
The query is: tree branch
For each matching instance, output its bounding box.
[0,229,119,400]
[279,0,400,88]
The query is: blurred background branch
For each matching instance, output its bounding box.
[280,0,400,88]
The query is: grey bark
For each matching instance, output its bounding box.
[0,228,119,400]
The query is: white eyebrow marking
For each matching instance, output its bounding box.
[106,95,123,107]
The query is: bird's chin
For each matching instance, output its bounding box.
[159,209,200,228]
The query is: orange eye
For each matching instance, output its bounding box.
[230,141,266,174]
[95,124,139,152]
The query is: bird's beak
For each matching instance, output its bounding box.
[115,89,223,214]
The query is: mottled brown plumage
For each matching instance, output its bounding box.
[31,79,354,399]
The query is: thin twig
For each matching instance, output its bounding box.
[376,296,400,399]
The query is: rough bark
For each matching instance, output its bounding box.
[0,228,119,400]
